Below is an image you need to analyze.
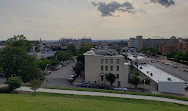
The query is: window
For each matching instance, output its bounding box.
[101,59,104,64]
[105,66,108,71]
[116,66,119,71]
[101,66,104,71]
[116,59,120,64]
[110,66,113,71]
[118,81,121,87]
[105,59,108,64]
[110,59,113,64]
[117,74,119,79]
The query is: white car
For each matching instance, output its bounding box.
[114,87,128,91]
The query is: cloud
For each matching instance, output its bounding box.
[91,1,135,17]
[150,0,175,7]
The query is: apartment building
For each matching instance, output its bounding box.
[128,36,176,50]
[84,49,130,87]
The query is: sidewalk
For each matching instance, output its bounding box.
[16,87,188,105]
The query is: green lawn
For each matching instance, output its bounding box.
[0,93,187,111]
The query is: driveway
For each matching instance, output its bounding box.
[43,61,77,87]
[16,87,188,105]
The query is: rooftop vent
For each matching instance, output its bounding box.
[150,73,153,76]
[167,77,172,81]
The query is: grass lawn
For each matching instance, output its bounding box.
[0,93,187,111]
[46,87,188,101]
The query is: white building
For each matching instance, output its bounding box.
[84,49,130,87]
[128,55,185,94]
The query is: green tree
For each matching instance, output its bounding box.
[0,37,43,83]
[6,35,32,52]
[85,43,94,49]
[77,46,90,63]
[67,44,77,56]
[182,52,188,62]
[105,73,116,86]
[129,74,140,88]
[37,59,51,71]
[30,79,41,96]
[6,77,22,91]
[73,62,84,76]
[54,51,73,62]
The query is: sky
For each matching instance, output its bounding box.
[0,0,188,40]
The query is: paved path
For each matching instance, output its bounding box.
[16,87,188,105]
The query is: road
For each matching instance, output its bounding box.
[147,57,188,82]
[16,87,188,105]
[43,61,77,87]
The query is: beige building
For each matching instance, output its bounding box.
[84,49,130,87]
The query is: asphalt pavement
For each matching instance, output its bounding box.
[43,61,77,87]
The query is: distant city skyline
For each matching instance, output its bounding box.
[0,0,188,40]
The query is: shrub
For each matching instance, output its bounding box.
[0,87,11,93]
[6,77,22,91]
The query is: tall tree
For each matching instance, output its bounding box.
[6,35,32,52]
[129,74,140,88]
[106,73,116,86]
[0,36,43,83]
[37,59,51,71]
[67,44,77,56]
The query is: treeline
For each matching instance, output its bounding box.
[167,51,188,63]
[140,47,159,56]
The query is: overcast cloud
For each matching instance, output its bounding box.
[0,0,187,40]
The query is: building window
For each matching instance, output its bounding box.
[105,59,108,64]
[110,66,113,71]
[117,74,119,79]
[118,81,121,87]
[116,66,119,71]
[101,66,104,71]
[116,59,120,64]
[101,59,104,64]
[110,59,113,64]
[105,66,108,71]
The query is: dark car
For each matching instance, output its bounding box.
[79,82,91,87]
[96,84,106,89]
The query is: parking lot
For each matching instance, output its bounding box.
[43,60,78,88]
[147,57,188,82]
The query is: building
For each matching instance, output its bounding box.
[159,39,188,55]
[84,49,130,87]
[128,36,176,51]
[128,55,185,94]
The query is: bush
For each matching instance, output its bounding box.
[0,87,11,93]
[6,77,22,91]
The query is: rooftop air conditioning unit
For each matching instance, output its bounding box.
[167,77,172,81]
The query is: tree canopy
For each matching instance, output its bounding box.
[105,73,116,86]
[6,35,32,52]
[67,44,77,56]
[0,35,43,83]
[37,59,51,71]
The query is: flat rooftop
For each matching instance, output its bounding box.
[84,49,124,57]
[137,64,184,83]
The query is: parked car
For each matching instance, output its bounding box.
[185,82,188,90]
[45,71,51,75]
[68,77,74,82]
[79,82,91,87]
[96,84,106,89]
[172,65,177,68]
[114,87,128,91]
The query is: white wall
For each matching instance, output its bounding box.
[158,81,185,94]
